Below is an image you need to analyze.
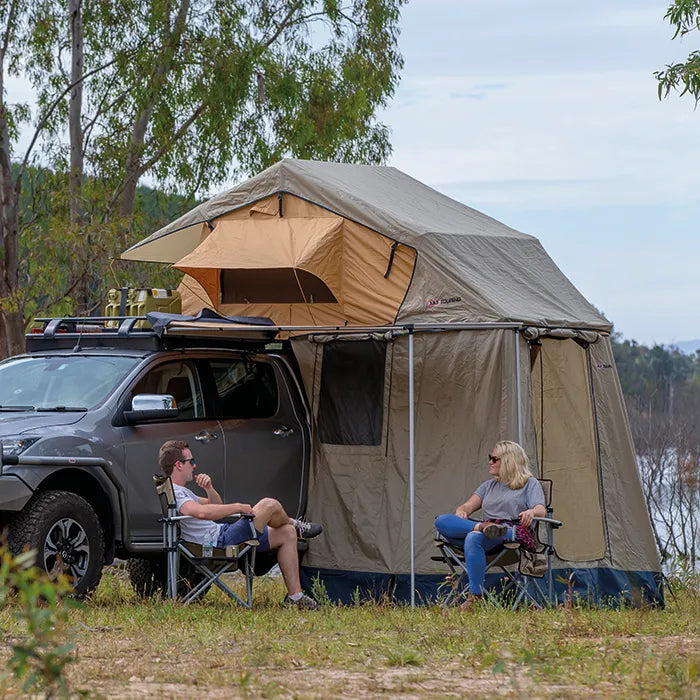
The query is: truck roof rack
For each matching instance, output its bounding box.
[25,315,278,353]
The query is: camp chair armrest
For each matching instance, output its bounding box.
[218,513,255,524]
[158,514,194,523]
[533,516,563,528]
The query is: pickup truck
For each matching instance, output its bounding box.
[0,314,310,596]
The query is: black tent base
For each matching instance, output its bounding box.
[301,566,664,608]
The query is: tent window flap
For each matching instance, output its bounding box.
[318,340,386,445]
[221,268,338,304]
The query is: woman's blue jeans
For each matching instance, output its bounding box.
[434,514,514,595]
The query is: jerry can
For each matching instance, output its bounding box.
[126,288,182,327]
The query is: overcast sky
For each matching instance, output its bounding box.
[382,0,699,346]
[6,1,697,346]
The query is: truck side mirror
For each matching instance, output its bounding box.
[123,393,179,424]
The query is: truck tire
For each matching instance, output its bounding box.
[8,490,105,597]
[126,555,205,599]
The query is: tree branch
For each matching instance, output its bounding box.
[16,53,131,194]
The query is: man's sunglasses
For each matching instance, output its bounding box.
[180,457,196,466]
[488,454,501,463]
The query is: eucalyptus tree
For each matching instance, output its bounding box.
[0,0,406,355]
[656,0,700,104]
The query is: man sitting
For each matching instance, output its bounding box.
[158,439,322,609]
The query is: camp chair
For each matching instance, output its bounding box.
[433,479,563,609]
[154,474,259,607]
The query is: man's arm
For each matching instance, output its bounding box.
[179,499,253,520]
[194,473,222,505]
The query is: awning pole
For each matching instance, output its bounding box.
[515,329,522,445]
[408,327,416,608]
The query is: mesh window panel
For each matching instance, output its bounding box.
[221,268,337,303]
[318,340,386,445]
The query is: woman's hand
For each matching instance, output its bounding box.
[455,505,470,519]
[518,508,535,527]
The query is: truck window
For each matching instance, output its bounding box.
[0,355,139,409]
[208,359,278,419]
[130,361,204,419]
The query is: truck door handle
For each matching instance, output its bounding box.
[273,426,294,438]
[194,431,218,442]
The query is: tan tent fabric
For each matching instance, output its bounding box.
[293,330,519,574]
[123,159,609,330]
[172,199,417,327]
[531,338,607,561]
[174,217,345,305]
[589,338,660,572]
[121,160,660,599]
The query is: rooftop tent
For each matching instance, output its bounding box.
[170,215,416,327]
[122,159,662,607]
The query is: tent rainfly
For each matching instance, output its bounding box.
[123,159,662,606]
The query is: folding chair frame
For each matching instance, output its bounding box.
[434,479,563,609]
[156,475,259,607]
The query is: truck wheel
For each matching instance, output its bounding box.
[8,490,105,597]
[127,555,204,599]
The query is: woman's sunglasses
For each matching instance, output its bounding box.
[488,454,501,463]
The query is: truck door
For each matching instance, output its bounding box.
[120,359,225,544]
[205,356,307,518]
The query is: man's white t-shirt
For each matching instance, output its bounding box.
[172,484,221,545]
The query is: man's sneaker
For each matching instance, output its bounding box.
[284,594,320,611]
[294,519,323,539]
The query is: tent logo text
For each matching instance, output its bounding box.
[426,296,462,309]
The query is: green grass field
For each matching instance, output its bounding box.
[1,566,698,698]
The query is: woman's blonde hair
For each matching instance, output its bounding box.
[493,440,533,490]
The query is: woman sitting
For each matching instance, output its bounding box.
[435,440,546,609]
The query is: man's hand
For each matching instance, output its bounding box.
[455,505,469,519]
[195,473,214,491]
[235,503,254,515]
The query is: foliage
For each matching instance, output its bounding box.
[0,543,79,697]
[655,1,700,104]
[1,0,407,356]
[15,164,190,323]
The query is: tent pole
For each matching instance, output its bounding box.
[408,327,416,608]
[515,329,522,445]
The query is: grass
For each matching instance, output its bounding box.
[1,566,699,698]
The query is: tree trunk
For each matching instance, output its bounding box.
[118,0,191,222]
[0,43,25,358]
[68,0,91,314]
[68,0,84,227]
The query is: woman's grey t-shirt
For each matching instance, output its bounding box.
[474,477,545,520]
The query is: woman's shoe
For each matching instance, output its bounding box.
[459,593,484,611]
[481,522,508,538]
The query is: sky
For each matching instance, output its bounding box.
[5,1,698,347]
[380,0,700,347]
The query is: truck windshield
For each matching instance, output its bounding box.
[0,355,140,410]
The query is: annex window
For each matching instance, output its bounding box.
[209,359,278,419]
[318,340,386,445]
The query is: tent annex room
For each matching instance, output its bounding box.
[123,159,662,606]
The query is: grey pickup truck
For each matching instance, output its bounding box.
[0,313,310,595]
